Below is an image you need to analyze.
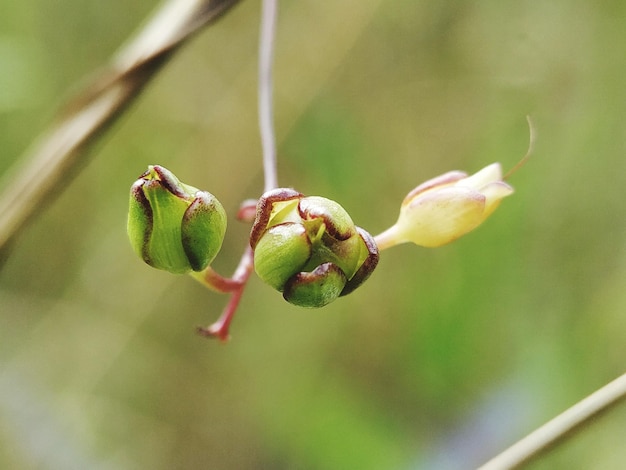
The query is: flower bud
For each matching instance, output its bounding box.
[127,165,227,274]
[250,189,379,308]
[376,163,514,249]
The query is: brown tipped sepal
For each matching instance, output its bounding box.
[250,189,378,307]
[127,165,226,274]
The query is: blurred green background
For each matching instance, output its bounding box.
[1,0,626,468]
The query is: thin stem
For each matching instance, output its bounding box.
[478,371,626,470]
[197,246,254,341]
[189,267,242,293]
[373,225,403,251]
[258,0,279,192]
[198,0,279,341]
[503,115,536,181]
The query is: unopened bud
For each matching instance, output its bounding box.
[376,163,514,249]
[127,165,226,274]
[250,189,379,308]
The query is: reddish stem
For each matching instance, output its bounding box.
[198,0,279,342]
[236,199,258,223]
[201,267,243,293]
[197,246,254,341]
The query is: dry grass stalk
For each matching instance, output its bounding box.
[0,0,242,252]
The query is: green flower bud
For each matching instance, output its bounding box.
[283,263,347,308]
[253,223,311,291]
[127,165,226,274]
[250,188,379,308]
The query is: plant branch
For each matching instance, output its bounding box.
[198,0,279,340]
[478,371,626,469]
[0,0,243,254]
[258,0,279,192]
[197,246,254,341]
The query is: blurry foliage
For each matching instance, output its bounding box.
[1,0,626,469]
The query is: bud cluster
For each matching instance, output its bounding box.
[249,188,379,308]
[127,161,515,318]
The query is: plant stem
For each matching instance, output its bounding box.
[199,0,279,340]
[258,0,279,192]
[197,246,254,341]
[189,267,243,293]
[503,115,536,181]
[373,225,402,251]
[0,0,242,253]
[478,371,626,469]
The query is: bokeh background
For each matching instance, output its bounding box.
[2,0,626,468]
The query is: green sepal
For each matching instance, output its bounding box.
[283,262,347,308]
[182,191,227,271]
[298,196,356,241]
[253,223,312,291]
[340,227,379,296]
[127,180,153,265]
[141,177,194,273]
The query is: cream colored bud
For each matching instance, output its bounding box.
[377,163,514,249]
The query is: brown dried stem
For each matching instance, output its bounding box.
[0,0,242,253]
